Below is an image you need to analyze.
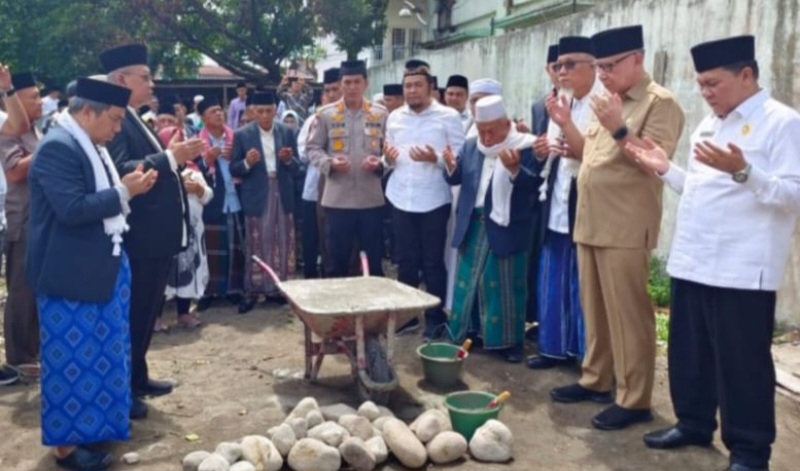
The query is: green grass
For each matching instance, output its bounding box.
[648,256,671,347]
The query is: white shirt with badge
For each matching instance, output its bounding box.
[385,100,466,213]
[660,89,800,291]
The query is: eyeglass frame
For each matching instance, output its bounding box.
[553,59,595,73]
[594,50,642,73]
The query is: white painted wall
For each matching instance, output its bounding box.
[369,0,800,326]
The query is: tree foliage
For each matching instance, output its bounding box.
[312,0,391,60]
[0,0,199,87]
[131,0,317,80]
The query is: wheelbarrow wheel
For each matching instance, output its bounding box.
[358,336,393,405]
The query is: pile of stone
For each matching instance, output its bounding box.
[181,397,513,471]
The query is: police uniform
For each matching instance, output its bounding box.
[307,60,388,277]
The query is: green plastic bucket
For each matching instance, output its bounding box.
[416,343,466,389]
[444,391,502,440]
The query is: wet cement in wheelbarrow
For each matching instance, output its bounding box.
[1,301,799,471]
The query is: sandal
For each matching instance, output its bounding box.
[177,313,202,329]
[14,363,41,378]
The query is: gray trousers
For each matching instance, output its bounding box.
[3,236,39,366]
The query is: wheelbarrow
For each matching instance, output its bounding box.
[251,253,440,404]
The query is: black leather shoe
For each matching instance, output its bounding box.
[226,293,243,305]
[265,294,287,305]
[196,296,213,312]
[134,378,174,397]
[55,446,113,471]
[130,397,148,420]
[551,383,614,404]
[498,346,523,364]
[526,355,573,370]
[592,404,653,430]
[643,426,712,449]
[726,463,769,471]
[238,297,257,314]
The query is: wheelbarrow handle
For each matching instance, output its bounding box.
[251,255,281,286]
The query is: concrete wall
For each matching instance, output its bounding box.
[368,0,800,326]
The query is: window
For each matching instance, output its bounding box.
[392,28,406,61]
[410,28,422,56]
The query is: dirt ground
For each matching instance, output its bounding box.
[1,300,800,471]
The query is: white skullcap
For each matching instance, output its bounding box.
[469,78,502,97]
[193,94,204,103]
[474,95,507,123]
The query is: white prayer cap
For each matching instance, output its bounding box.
[193,94,204,103]
[469,78,502,97]
[474,95,507,123]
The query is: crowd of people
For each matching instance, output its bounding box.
[0,22,796,471]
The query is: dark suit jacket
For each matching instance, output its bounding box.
[229,122,300,217]
[26,126,124,302]
[531,93,552,136]
[445,138,542,257]
[107,109,190,259]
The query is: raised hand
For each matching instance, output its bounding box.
[443,145,457,173]
[625,137,670,174]
[245,148,261,167]
[383,142,400,166]
[122,163,158,196]
[331,155,351,173]
[362,155,381,172]
[498,148,521,174]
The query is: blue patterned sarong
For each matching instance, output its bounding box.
[537,230,585,359]
[38,252,132,446]
[449,211,528,350]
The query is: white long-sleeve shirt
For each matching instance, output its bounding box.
[660,90,800,291]
[385,101,466,213]
[298,115,320,202]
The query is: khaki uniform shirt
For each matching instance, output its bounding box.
[0,128,40,242]
[308,98,387,209]
[575,74,685,249]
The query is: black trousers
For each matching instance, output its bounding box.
[302,200,320,278]
[129,257,173,390]
[325,207,384,278]
[670,278,776,469]
[392,204,450,326]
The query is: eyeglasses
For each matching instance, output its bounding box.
[595,51,639,73]
[121,71,154,82]
[553,59,594,72]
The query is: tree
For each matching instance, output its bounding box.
[0,0,200,87]
[131,0,318,81]
[312,0,390,60]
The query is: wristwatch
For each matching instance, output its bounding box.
[0,87,15,99]
[732,163,752,183]
[612,125,629,141]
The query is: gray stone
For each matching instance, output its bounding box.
[286,417,308,439]
[339,437,376,471]
[410,409,452,443]
[469,419,513,463]
[382,418,427,468]
[308,421,350,447]
[427,431,468,464]
[121,452,140,464]
[372,417,391,433]
[198,454,230,471]
[183,451,211,471]
[240,435,283,471]
[376,405,395,419]
[365,436,389,464]
[306,409,324,429]
[215,442,243,464]
[357,401,381,422]
[339,414,375,441]
[287,397,320,421]
[319,403,358,422]
[287,438,341,471]
[270,423,297,457]
[230,463,256,471]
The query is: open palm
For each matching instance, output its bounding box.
[625,137,670,174]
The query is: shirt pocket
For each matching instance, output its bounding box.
[363,125,383,155]
[328,127,349,155]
